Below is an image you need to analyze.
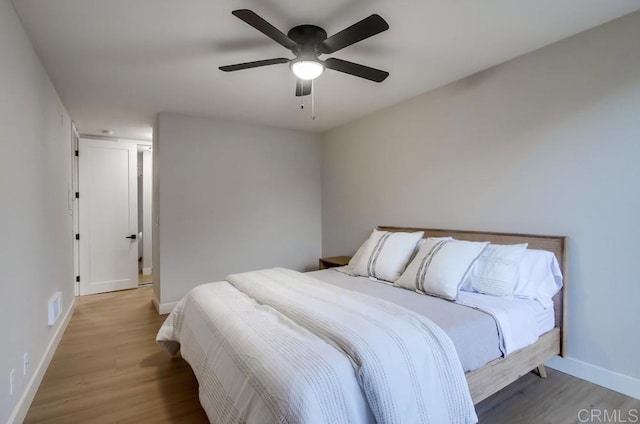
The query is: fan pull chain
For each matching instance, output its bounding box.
[311,80,316,120]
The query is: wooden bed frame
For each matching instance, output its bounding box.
[379,226,568,404]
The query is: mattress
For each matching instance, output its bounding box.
[307,268,554,372]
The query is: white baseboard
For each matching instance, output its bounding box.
[152,293,177,315]
[142,267,152,276]
[8,297,76,424]
[547,356,640,400]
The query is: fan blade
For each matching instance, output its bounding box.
[295,79,311,96]
[219,58,290,72]
[324,58,389,82]
[322,14,389,54]
[232,9,298,50]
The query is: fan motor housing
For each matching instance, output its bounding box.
[287,25,327,55]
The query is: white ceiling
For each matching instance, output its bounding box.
[12,0,640,140]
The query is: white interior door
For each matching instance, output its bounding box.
[79,138,138,295]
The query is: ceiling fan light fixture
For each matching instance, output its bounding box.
[291,59,324,80]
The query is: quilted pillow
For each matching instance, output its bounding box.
[461,243,528,296]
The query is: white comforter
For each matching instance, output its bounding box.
[157,268,477,424]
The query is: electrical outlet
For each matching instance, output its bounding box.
[23,353,30,376]
[9,369,14,396]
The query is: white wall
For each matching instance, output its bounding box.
[322,11,640,397]
[154,113,322,305]
[0,0,74,421]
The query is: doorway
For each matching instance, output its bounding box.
[138,144,153,287]
[77,137,152,295]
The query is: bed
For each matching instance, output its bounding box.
[157,226,567,422]
[375,226,568,404]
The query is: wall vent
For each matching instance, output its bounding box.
[48,291,62,326]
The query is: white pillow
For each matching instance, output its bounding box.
[335,240,369,276]
[396,238,489,300]
[514,249,563,308]
[347,241,367,269]
[351,229,424,282]
[461,243,528,296]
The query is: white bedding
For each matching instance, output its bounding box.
[314,268,502,371]
[319,267,553,367]
[157,281,373,424]
[158,268,478,424]
[455,291,553,355]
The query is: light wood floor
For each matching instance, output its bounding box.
[26,287,639,423]
[138,271,152,284]
[26,287,207,424]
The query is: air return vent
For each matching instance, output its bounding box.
[48,291,62,326]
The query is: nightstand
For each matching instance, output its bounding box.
[318,256,351,270]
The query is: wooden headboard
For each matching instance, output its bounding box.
[378,226,568,357]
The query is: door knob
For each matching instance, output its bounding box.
[125,234,137,239]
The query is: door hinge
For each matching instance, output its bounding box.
[75,234,80,240]
[75,192,79,198]
[76,276,80,282]
[75,150,79,157]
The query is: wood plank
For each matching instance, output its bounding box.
[318,255,351,269]
[475,367,640,424]
[537,365,548,378]
[25,287,208,424]
[466,329,559,403]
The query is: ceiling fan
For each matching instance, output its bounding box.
[219,9,390,97]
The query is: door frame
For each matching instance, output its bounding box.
[71,122,80,296]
